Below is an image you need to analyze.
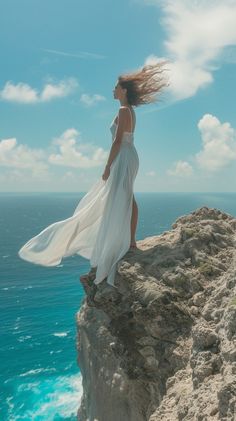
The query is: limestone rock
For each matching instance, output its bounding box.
[76,206,236,421]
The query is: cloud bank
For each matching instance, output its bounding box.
[144,0,236,100]
[0,77,78,103]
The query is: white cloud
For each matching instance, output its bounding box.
[0,83,38,104]
[195,114,236,171]
[167,114,236,176]
[48,128,108,168]
[40,78,78,101]
[0,77,78,103]
[80,93,106,107]
[144,0,236,100]
[0,127,108,184]
[167,160,193,176]
[0,137,48,177]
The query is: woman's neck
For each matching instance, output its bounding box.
[120,99,131,107]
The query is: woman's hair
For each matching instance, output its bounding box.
[118,61,170,107]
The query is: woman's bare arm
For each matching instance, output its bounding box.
[105,107,128,168]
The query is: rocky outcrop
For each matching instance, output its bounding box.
[76,207,236,421]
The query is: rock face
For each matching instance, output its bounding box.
[76,206,236,421]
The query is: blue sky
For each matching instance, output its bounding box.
[1,0,236,192]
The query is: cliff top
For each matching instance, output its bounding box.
[77,206,236,421]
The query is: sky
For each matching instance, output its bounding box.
[1,0,236,193]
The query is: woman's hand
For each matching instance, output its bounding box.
[102,165,110,181]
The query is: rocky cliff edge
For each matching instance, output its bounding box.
[76,206,236,421]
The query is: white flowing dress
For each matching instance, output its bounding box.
[18,106,139,288]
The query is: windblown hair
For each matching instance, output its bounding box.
[118,61,170,107]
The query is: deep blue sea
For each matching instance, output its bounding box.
[1,192,236,420]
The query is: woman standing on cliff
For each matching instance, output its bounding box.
[18,62,170,288]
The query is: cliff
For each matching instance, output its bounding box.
[76,206,236,421]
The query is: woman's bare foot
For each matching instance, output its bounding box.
[129,241,138,250]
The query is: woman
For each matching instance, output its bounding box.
[18,62,169,288]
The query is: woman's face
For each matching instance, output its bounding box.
[113,81,126,100]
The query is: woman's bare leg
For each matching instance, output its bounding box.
[130,195,138,246]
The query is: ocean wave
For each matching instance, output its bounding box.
[17,335,32,342]
[6,373,83,420]
[52,332,69,337]
[19,367,57,377]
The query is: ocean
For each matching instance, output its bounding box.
[1,192,236,420]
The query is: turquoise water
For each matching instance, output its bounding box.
[1,192,236,420]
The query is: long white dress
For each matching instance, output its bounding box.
[18,106,139,288]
